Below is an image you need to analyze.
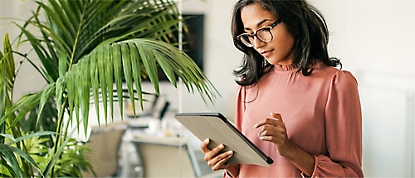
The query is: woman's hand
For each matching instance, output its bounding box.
[254,112,293,157]
[200,139,234,171]
[255,113,316,176]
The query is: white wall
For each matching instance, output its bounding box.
[310,0,415,77]
[2,0,415,176]
[358,72,415,177]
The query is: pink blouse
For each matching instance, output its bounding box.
[228,63,363,177]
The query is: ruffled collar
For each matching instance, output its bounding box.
[273,64,298,71]
[272,61,327,72]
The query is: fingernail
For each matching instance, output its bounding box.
[227,150,233,154]
[220,144,225,148]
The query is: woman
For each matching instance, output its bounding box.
[200,0,364,177]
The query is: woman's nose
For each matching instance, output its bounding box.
[253,37,265,48]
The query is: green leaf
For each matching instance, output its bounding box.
[0,144,22,177]
[129,43,144,111]
[0,144,44,177]
[58,52,67,77]
[1,93,42,129]
[42,128,78,176]
[37,83,56,125]
[1,131,56,146]
[0,134,17,143]
[137,42,160,95]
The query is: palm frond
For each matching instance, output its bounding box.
[59,38,219,126]
[1,92,43,129]
[17,0,185,83]
[0,34,16,128]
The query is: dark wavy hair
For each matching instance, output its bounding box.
[231,0,341,86]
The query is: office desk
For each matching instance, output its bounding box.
[119,129,221,178]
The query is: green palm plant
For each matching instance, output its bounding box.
[1,0,218,177]
[1,33,55,178]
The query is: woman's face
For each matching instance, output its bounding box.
[240,3,295,66]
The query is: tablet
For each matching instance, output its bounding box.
[174,112,273,167]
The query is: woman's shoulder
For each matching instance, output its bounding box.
[314,63,358,87]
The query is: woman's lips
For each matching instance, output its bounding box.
[261,49,274,58]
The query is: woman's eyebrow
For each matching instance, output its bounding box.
[243,19,272,31]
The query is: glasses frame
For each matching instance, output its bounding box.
[237,19,282,48]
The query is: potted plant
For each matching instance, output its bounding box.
[0,0,218,177]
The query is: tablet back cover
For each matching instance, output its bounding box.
[174,112,272,167]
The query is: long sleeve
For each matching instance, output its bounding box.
[222,85,245,178]
[312,71,364,177]
[234,85,246,131]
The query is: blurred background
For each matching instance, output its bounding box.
[1,0,414,177]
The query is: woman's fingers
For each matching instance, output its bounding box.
[258,128,286,144]
[270,112,282,121]
[200,139,234,170]
[204,143,225,161]
[210,151,233,171]
[254,113,288,146]
[200,138,211,153]
[254,113,283,128]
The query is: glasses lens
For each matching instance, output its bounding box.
[239,34,254,47]
[257,28,272,42]
[238,27,273,47]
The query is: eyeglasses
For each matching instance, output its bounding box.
[237,19,282,48]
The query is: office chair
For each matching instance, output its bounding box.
[81,121,127,177]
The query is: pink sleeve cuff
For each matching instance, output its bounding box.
[300,155,318,178]
[223,170,238,178]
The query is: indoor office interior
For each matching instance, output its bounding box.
[1,0,415,177]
